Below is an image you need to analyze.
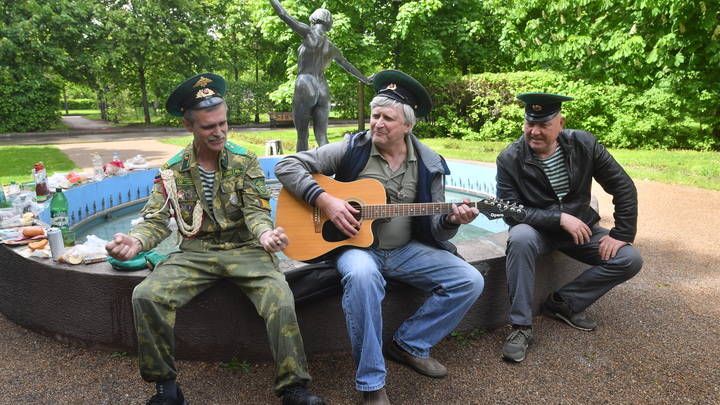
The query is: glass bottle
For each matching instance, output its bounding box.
[34,162,50,202]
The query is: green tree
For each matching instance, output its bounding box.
[493,0,720,143]
[256,0,381,118]
[391,0,508,75]
[101,0,228,124]
[0,0,84,131]
[496,0,719,85]
[255,0,506,118]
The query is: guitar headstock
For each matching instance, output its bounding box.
[475,198,527,221]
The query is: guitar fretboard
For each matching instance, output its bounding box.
[360,202,479,219]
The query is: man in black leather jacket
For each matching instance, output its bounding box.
[495,93,643,362]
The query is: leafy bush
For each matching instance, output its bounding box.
[0,73,61,133]
[104,88,134,124]
[421,71,719,150]
[225,80,285,124]
[61,98,98,110]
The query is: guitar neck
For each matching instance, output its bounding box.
[360,201,479,219]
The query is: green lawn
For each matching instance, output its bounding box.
[2,127,719,191]
[0,146,79,186]
[607,148,720,191]
[174,127,718,191]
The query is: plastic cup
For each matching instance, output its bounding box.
[62,229,76,247]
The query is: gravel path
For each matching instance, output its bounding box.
[1,121,718,404]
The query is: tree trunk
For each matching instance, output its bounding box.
[96,86,108,122]
[63,86,69,115]
[138,67,151,124]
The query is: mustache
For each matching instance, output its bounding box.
[207,135,225,141]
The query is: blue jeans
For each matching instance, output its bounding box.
[334,240,484,391]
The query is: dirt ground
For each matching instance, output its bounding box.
[1,119,718,404]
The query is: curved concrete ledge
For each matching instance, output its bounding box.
[0,232,583,362]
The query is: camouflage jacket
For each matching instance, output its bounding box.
[129,142,274,252]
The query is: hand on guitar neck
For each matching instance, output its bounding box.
[445,197,480,225]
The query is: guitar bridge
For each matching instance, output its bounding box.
[313,207,322,233]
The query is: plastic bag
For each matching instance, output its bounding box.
[61,234,109,264]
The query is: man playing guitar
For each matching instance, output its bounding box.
[275,69,484,405]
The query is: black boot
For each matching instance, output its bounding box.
[281,385,326,405]
[146,383,188,405]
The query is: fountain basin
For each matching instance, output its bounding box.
[0,159,583,362]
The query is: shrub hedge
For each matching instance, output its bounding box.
[6,69,718,151]
[0,73,61,133]
[419,71,719,151]
[61,98,98,110]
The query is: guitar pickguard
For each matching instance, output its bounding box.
[319,200,364,242]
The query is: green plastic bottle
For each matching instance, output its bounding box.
[0,184,7,208]
[50,187,69,230]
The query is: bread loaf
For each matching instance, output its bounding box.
[22,226,45,237]
[28,239,48,250]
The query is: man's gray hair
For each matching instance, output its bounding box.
[370,96,417,129]
[183,100,228,125]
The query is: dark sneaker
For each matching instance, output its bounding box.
[544,293,597,331]
[282,385,326,405]
[386,340,447,378]
[362,387,391,405]
[146,385,188,405]
[502,328,534,362]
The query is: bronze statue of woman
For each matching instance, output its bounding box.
[270,0,372,151]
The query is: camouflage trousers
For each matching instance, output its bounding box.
[131,247,311,396]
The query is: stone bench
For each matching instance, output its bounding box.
[0,232,584,362]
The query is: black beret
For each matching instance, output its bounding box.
[517,92,574,122]
[373,69,432,118]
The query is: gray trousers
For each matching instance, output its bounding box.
[505,223,643,326]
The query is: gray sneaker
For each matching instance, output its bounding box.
[544,293,597,331]
[502,328,534,362]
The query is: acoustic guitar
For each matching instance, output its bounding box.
[276,174,526,262]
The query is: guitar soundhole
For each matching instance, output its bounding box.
[321,222,350,242]
[320,201,363,243]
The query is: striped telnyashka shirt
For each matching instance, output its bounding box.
[198,166,215,218]
[537,147,570,200]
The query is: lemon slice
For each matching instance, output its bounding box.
[66,256,83,265]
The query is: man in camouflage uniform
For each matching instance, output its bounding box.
[106,73,325,405]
